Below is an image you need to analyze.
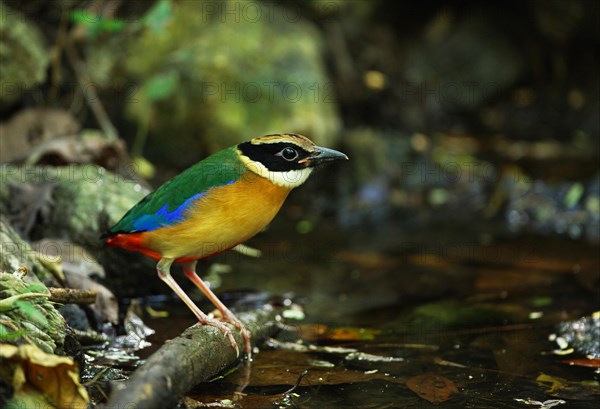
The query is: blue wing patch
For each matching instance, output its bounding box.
[132,192,204,231]
[105,146,242,238]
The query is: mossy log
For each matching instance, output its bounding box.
[106,308,279,409]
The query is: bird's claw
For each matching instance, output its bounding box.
[220,314,252,360]
[200,317,240,358]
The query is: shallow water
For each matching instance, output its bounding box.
[137,220,599,408]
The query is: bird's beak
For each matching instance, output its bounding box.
[302,146,349,166]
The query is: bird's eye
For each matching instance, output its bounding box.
[279,147,298,161]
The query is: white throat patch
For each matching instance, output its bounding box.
[239,154,313,188]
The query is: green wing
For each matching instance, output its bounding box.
[105,146,245,235]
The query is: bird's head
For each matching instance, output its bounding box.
[237,133,348,188]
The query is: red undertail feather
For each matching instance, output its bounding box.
[104,233,163,260]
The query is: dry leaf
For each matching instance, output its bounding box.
[0,344,89,409]
[560,358,600,368]
[406,372,458,403]
[295,324,381,342]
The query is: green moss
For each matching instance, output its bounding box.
[0,165,149,247]
[0,273,65,353]
[0,2,49,105]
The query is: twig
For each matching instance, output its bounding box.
[48,3,69,102]
[48,287,97,305]
[64,37,118,141]
[284,369,309,394]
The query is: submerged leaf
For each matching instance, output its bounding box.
[560,358,600,368]
[536,373,600,400]
[406,372,458,404]
[327,327,382,341]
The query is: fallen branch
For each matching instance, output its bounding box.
[106,307,280,409]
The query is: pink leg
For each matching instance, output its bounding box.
[157,258,239,357]
[183,261,252,358]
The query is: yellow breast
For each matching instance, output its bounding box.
[141,171,291,260]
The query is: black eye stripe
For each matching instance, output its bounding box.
[239,142,311,171]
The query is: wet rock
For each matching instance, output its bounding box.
[58,304,90,332]
[0,109,80,164]
[0,111,140,188]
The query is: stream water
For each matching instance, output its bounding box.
[132,220,599,408]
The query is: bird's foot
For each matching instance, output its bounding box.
[199,316,240,357]
[219,312,252,360]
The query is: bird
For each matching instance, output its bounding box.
[102,133,348,358]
